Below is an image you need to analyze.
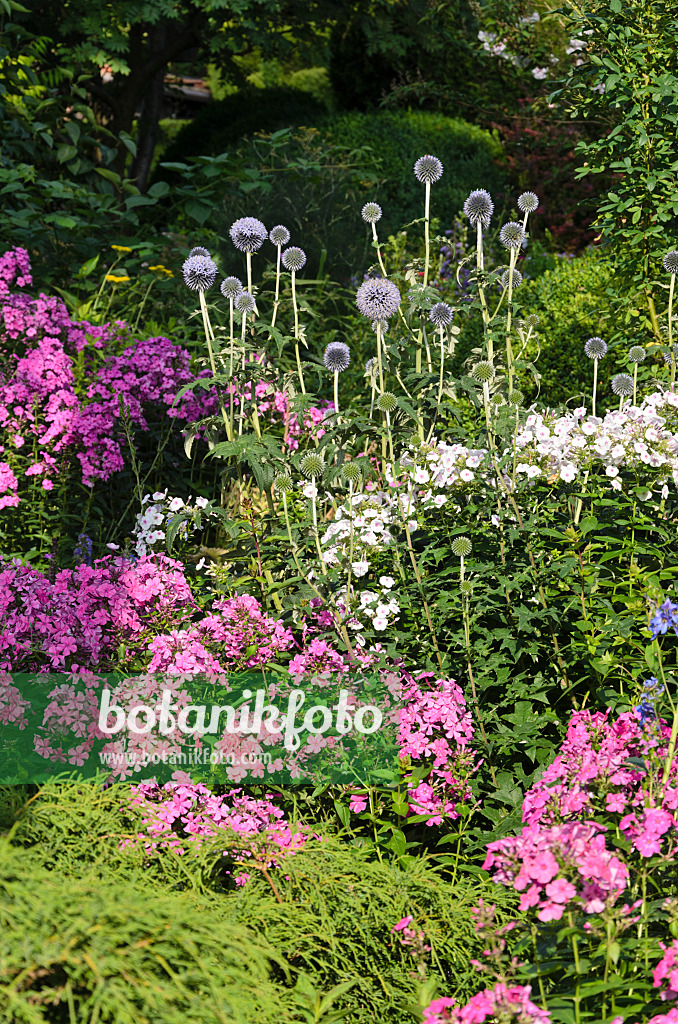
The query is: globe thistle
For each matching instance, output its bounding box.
[300,453,324,479]
[460,579,473,597]
[663,251,678,274]
[525,314,540,328]
[324,342,351,373]
[584,336,607,360]
[611,373,634,397]
[428,302,454,327]
[663,343,678,365]
[220,276,243,300]
[492,393,506,407]
[188,246,211,259]
[376,391,397,413]
[356,277,401,320]
[342,462,362,483]
[628,345,646,364]
[371,319,388,334]
[463,189,494,229]
[365,357,378,379]
[361,202,382,224]
[414,154,443,184]
[229,216,267,253]
[472,360,495,384]
[517,191,539,214]
[508,389,524,407]
[182,254,218,292]
[235,291,256,315]
[501,268,523,289]
[451,536,472,558]
[281,246,306,272]
[274,474,293,494]
[499,222,525,250]
[269,224,290,247]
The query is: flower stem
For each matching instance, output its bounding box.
[291,270,306,394]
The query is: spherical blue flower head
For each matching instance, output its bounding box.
[584,336,607,360]
[463,189,494,229]
[499,221,525,250]
[183,254,218,292]
[610,372,634,397]
[189,246,211,258]
[414,154,443,184]
[229,217,267,253]
[501,268,522,289]
[517,191,539,214]
[235,291,256,315]
[663,250,678,274]
[428,302,454,327]
[220,276,243,300]
[361,202,382,224]
[269,224,290,246]
[324,342,351,372]
[281,246,306,272]
[355,277,401,320]
[650,598,678,639]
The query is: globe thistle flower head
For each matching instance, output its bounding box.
[517,191,539,214]
[269,224,290,247]
[342,462,362,483]
[371,319,388,334]
[281,246,306,272]
[300,453,324,479]
[460,579,473,597]
[463,189,494,229]
[451,536,472,558]
[356,277,401,320]
[235,291,256,315]
[182,254,218,292]
[428,302,454,327]
[501,268,523,289]
[499,221,525,250]
[414,154,443,184]
[611,373,634,397]
[663,250,678,275]
[274,474,293,494]
[525,314,540,328]
[220,276,243,300]
[229,216,267,253]
[361,202,382,224]
[508,389,524,407]
[376,391,397,413]
[188,246,211,259]
[324,342,351,373]
[663,343,678,365]
[472,360,494,384]
[628,345,646,364]
[584,336,607,360]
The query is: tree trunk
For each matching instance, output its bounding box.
[128,25,168,192]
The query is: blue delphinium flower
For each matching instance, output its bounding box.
[634,698,658,727]
[74,533,93,565]
[650,598,678,639]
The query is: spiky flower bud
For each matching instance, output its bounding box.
[501,268,523,289]
[517,192,539,214]
[451,536,472,558]
[356,277,401,320]
[281,246,306,272]
[508,389,524,407]
[324,342,351,373]
[584,336,607,360]
[499,222,525,250]
[269,224,290,246]
[414,154,443,184]
[663,251,678,275]
[229,217,267,253]
[274,474,293,493]
[342,462,362,483]
[663,343,678,365]
[300,453,324,479]
[628,345,646,364]
[525,314,540,328]
[188,246,211,259]
[472,360,495,384]
[376,392,397,413]
[235,291,256,315]
[220,276,243,300]
[611,373,634,397]
[371,319,388,334]
[428,302,454,327]
[361,202,382,224]
[182,254,218,292]
[460,580,473,597]
[463,189,494,229]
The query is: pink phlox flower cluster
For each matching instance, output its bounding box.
[0,461,19,509]
[654,940,678,1001]
[423,983,550,1024]
[400,674,478,825]
[0,246,32,294]
[0,673,31,728]
[288,637,348,682]
[33,673,107,765]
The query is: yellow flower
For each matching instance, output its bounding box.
[104,274,130,283]
[149,264,174,276]
[111,245,132,252]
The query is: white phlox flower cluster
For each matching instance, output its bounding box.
[133,491,210,556]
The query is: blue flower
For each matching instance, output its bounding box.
[642,676,665,697]
[650,599,678,640]
[634,698,658,727]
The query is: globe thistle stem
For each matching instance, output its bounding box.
[633,362,638,406]
[271,244,282,331]
[669,271,676,390]
[291,270,306,395]
[376,320,385,393]
[436,324,446,410]
[246,251,253,297]
[372,221,387,278]
[228,298,236,440]
[476,222,491,345]
[505,246,519,392]
[592,359,599,419]
[199,291,233,442]
[334,368,340,418]
[423,180,431,289]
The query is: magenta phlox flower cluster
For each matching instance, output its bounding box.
[400,674,478,825]
[0,461,19,509]
[654,940,678,1001]
[0,554,196,672]
[423,983,550,1024]
[0,247,32,295]
[147,593,294,675]
[125,781,309,882]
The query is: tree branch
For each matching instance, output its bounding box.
[84,77,121,118]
